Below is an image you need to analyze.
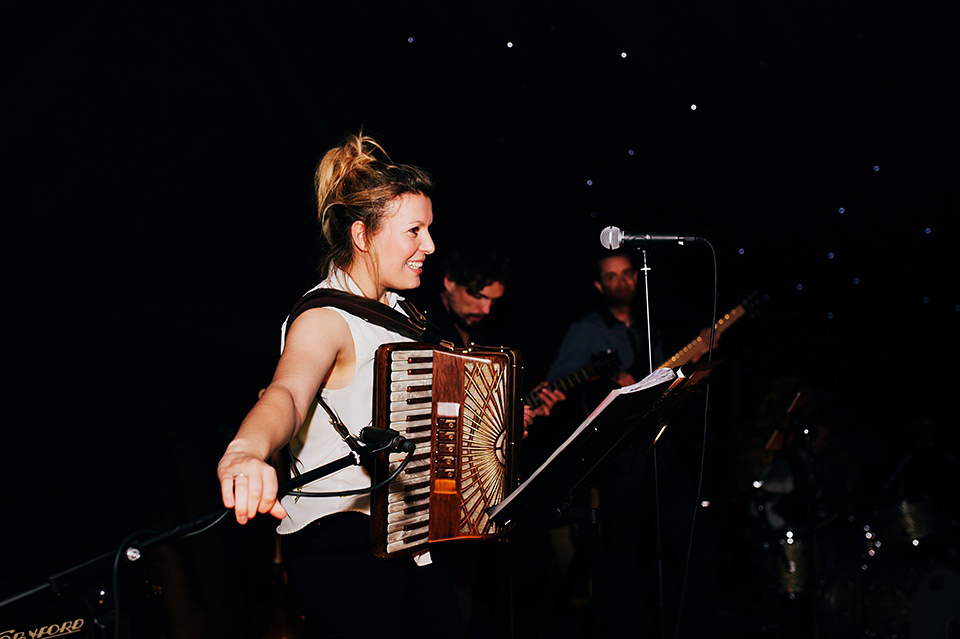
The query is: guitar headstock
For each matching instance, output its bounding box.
[736,290,763,319]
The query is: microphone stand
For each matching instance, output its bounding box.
[0,444,386,613]
[638,247,668,639]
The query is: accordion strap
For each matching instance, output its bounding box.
[282,288,430,462]
[285,288,428,342]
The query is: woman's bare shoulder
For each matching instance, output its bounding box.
[284,307,351,351]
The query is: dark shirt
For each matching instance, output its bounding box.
[417,294,502,349]
[547,306,663,384]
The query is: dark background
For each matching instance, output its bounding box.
[2,1,957,637]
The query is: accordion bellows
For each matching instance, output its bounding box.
[370,342,521,559]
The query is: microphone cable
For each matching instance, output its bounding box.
[286,444,415,498]
[672,238,718,639]
[109,439,415,637]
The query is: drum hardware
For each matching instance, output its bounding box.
[821,556,960,638]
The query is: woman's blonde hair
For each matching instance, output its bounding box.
[314,132,434,282]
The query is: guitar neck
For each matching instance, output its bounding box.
[658,304,746,369]
[524,369,584,409]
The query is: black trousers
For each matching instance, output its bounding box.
[281,512,464,639]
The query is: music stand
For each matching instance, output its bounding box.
[488,360,718,526]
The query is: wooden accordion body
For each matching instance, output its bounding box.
[371,342,521,559]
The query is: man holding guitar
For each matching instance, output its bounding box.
[410,244,564,636]
[544,249,729,410]
[546,249,662,406]
[417,245,565,430]
[539,248,727,638]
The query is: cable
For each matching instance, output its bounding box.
[184,509,231,539]
[105,442,412,637]
[673,238,717,639]
[286,447,414,498]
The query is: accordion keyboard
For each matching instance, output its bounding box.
[383,348,435,556]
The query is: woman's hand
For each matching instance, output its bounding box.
[215,309,350,524]
[217,443,287,524]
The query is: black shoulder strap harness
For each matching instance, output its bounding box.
[283,289,439,463]
[285,288,431,342]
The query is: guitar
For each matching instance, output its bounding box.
[657,292,759,369]
[524,349,621,409]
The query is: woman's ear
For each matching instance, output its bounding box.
[350,220,368,252]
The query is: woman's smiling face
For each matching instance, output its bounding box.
[369,192,435,293]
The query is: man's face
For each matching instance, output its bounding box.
[594,255,637,305]
[443,277,506,328]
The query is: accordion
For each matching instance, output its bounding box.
[370,342,521,559]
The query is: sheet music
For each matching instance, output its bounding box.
[488,366,678,521]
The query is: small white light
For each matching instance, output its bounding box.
[507,41,513,48]
[839,207,845,214]
[925,227,932,234]
[828,252,835,259]
[621,52,628,58]
[868,549,876,556]
[853,277,860,285]
[691,104,697,110]
[787,538,794,545]
[752,480,763,488]
[700,500,710,508]
[865,532,873,539]
[873,165,879,171]
[803,429,810,435]
[797,283,803,291]
[785,530,794,538]
[913,539,920,547]
[586,179,593,186]
[407,37,414,43]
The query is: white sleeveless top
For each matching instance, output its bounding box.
[276,270,412,534]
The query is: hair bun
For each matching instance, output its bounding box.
[312,132,434,281]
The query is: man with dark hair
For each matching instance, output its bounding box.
[413,244,562,636]
[543,247,717,639]
[418,245,562,428]
[423,246,511,348]
[547,248,662,400]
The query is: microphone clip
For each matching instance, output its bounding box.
[359,427,417,454]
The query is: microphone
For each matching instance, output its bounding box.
[600,226,705,250]
[359,427,417,454]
